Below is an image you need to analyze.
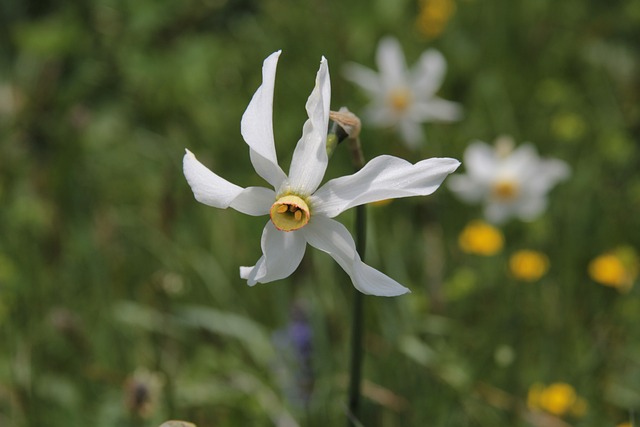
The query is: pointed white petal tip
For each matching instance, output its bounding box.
[370,285,412,297]
[239,266,257,286]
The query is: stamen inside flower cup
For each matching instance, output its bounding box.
[388,88,412,112]
[492,180,519,201]
[270,195,310,232]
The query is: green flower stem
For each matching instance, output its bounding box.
[347,204,366,425]
[346,135,366,426]
[326,116,366,425]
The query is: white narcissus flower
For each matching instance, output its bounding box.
[448,137,570,224]
[183,51,460,297]
[342,36,462,148]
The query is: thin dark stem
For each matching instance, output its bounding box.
[346,136,367,426]
[347,204,366,425]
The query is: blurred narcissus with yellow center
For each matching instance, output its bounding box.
[342,36,462,149]
[589,246,638,292]
[527,382,588,418]
[458,220,503,256]
[509,250,549,282]
[448,136,570,224]
[183,51,460,296]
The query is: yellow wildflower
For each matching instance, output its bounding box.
[616,423,632,427]
[416,0,457,39]
[540,383,576,416]
[589,246,638,292]
[527,382,587,418]
[509,250,549,282]
[458,220,503,256]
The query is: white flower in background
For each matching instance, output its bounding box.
[343,36,462,148]
[183,51,460,297]
[448,137,570,224]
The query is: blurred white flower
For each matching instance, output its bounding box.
[184,51,460,296]
[448,137,570,224]
[343,36,462,148]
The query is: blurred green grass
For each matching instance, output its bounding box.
[1,0,639,426]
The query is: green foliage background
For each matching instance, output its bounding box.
[1,0,639,425]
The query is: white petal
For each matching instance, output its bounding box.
[342,63,383,97]
[229,187,275,216]
[241,51,287,188]
[184,149,272,215]
[514,196,547,221]
[412,49,446,97]
[240,222,307,286]
[411,98,463,122]
[528,158,570,194]
[364,105,397,127]
[301,216,410,296]
[503,143,539,173]
[311,155,460,218]
[287,57,331,195]
[463,141,497,182]
[397,118,424,148]
[447,175,487,203]
[183,149,243,208]
[484,202,513,224]
[376,37,407,90]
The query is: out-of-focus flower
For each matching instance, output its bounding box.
[124,368,163,419]
[184,51,460,296]
[509,250,549,282]
[589,246,638,292]
[448,136,570,224]
[458,220,503,256]
[342,37,462,148]
[493,344,515,367]
[272,304,314,408]
[527,382,588,418]
[415,0,457,39]
[616,422,632,427]
[551,111,587,142]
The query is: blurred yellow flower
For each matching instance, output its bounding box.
[616,423,632,427]
[416,0,457,39]
[527,382,587,418]
[509,250,549,281]
[458,220,503,256]
[589,246,638,292]
[551,111,587,142]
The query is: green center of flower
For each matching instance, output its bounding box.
[388,88,412,112]
[270,195,310,232]
[492,180,519,201]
